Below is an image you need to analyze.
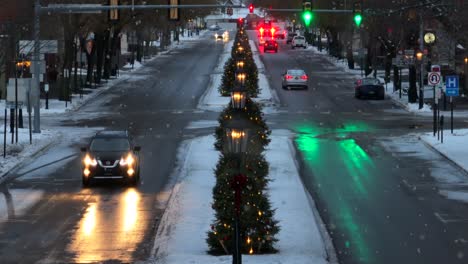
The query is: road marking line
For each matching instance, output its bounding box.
[434,212,447,224]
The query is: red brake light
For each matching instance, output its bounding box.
[285,75,293,80]
[301,75,308,80]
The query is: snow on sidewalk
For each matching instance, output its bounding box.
[420,129,468,204]
[150,130,332,264]
[0,128,58,183]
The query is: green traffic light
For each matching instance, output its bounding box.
[303,11,313,27]
[354,14,362,26]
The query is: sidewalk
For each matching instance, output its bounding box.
[420,129,468,203]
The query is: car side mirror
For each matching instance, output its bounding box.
[133,146,141,152]
[80,147,87,152]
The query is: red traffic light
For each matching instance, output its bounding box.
[249,3,254,13]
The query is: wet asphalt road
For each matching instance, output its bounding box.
[253,32,468,264]
[0,34,222,263]
[2,28,468,264]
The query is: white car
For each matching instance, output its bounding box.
[291,36,307,49]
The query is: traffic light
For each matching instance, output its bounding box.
[302,0,313,27]
[353,0,363,27]
[249,3,254,13]
[237,17,244,29]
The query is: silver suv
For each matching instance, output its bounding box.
[291,36,307,49]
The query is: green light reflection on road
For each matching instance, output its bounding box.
[295,123,375,263]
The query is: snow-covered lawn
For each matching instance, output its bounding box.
[150,131,334,264]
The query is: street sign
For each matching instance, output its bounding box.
[6,78,31,104]
[445,75,459,96]
[428,72,441,86]
[404,49,414,56]
[19,40,58,55]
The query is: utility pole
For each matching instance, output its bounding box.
[418,12,424,109]
[33,0,41,133]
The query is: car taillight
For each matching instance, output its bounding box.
[285,75,293,80]
[275,43,278,46]
[301,75,308,80]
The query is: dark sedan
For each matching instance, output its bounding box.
[80,131,141,186]
[264,40,278,53]
[355,78,385,100]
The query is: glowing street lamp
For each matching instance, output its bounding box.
[236,60,245,70]
[236,72,247,85]
[416,51,423,61]
[231,89,246,109]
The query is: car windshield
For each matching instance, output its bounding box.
[362,78,380,85]
[287,70,305,76]
[90,138,130,152]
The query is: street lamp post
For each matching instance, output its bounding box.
[224,119,250,264]
[418,12,425,109]
[465,56,468,94]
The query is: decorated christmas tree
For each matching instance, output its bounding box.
[208,28,279,256]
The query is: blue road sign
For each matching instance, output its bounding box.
[446,75,459,96]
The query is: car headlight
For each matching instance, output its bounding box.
[120,153,135,166]
[84,154,97,166]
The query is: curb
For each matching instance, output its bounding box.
[287,140,339,264]
[419,135,468,177]
[149,140,194,262]
[0,132,63,184]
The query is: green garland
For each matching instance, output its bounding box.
[219,31,260,97]
[214,98,270,152]
[207,153,280,255]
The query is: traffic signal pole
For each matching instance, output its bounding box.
[33,0,41,133]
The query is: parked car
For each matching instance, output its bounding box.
[80,131,141,186]
[282,69,309,89]
[286,32,297,44]
[291,36,307,49]
[264,39,278,53]
[354,78,385,100]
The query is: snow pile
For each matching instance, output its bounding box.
[0,127,58,183]
[420,129,468,174]
[150,131,332,264]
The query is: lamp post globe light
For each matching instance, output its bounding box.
[236,60,245,70]
[231,86,247,109]
[236,70,247,86]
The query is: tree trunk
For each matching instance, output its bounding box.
[95,32,104,85]
[408,65,418,103]
[103,29,112,80]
